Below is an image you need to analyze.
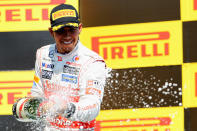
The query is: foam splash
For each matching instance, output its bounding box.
[102,67,182,109]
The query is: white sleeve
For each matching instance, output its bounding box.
[68,60,106,122]
[31,49,44,97]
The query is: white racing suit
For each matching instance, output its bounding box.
[31,40,107,130]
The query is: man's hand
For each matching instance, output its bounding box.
[40,101,75,119]
[39,100,68,118]
[39,100,55,115]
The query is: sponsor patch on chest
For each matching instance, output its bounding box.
[63,65,80,75]
[62,74,78,84]
[42,69,53,80]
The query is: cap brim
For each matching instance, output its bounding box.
[52,22,79,31]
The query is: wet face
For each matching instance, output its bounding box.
[49,23,82,54]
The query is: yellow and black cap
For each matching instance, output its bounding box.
[50,4,79,31]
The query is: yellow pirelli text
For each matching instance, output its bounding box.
[52,9,76,20]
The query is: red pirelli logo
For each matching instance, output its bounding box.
[0,0,66,6]
[0,81,31,105]
[92,32,170,60]
[95,117,171,131]
[0,0,69,23]
[194,0,197,10]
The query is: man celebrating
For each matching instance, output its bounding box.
[13,4,107,130]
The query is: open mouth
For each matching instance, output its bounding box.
[63,41,73,45]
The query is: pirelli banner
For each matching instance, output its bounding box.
[181,0,197,21]
[183,63,197,108]
[96,107,184,131]
[0,0,78,32]
[80,21,183,69]
[0,71,33,115]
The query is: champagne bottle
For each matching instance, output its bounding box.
[12,97,43,122]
